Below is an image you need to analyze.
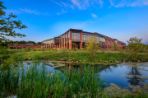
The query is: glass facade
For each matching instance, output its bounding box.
[72,32,80,41]
[83,34,105,43]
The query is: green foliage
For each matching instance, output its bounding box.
[2,49,148,66]
[17,64,50,98]
[126,37,147,62]
[0,63,102,98]
[0,65,19,97]
[112,42,118,51]
[0,62,148,98]
[127,37,144,52]
[0,46,10,64]
[0,1,26,42]
[86,36,99,63]
[0,1,5,16]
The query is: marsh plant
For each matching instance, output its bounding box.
[0,62,148,98]
[0,62,102,98]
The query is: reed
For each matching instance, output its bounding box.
[0,62,102,98]
[0,62,147,98]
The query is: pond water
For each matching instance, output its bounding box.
[98,63,148,89]
[23,61,148,89]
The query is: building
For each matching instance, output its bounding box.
[42,29,126,49]
[8,41,41,49]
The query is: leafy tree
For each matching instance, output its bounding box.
[128,37,142,44]
[86,36,99,62]
[112,42,118,51]
[0,1,26,43]
[127,37,144,62]
[127,37,144,52]
[0,1,26,64]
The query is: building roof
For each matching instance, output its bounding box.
[42,28,126,45]
[42,38,54,42]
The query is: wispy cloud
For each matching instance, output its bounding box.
[6,8,50,16]
[56,9,67,16]
[51,0,148,16]
[70,0,103,9]
[71,0,81,9]
[51,0,70,8]
[52,0,104,10]
[109,0,148,8]
[91,13,98,18]
[52,0,148,10]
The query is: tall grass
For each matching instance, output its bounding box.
[0,65,19,97]
[0,62,102,98]
[0,62,147,98]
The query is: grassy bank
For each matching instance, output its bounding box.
[2,49,148,65]
[0,63,101,98]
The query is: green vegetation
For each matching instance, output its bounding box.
[126,37,148,62]
[1,49,147,66]
[127,37,144,52]
[86,36,99,62]
[0,62,148,98]
[0,1,26,43]
[0,63,101,98]
[0,1,148,98]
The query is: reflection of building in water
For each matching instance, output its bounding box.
[127,66,144,89]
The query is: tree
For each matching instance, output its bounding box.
[127,37,144,62]
[127,37,144,52]
[128,37,142,44]
[0,1,26,43]
[112,42,118,51]
[86,36,99,62]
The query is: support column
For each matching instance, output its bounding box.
[59,38,61,49]
[69,31,72,49]
[62,37,64,48]
[80,32,83,49]
[60,38,62,49]
[66,33,68,49]
[64,35,65,49]
[58,43,59,48]
[58,40,59,49]
[61,38,62,48]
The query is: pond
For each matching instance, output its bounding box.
[98,63,148,89]
[22,61,148,89]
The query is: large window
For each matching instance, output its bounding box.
[72,32,80,41]
[97,36,105,42]
[83,34,92,42]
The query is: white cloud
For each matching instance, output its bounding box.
[70,0,104,9]
[6,8,50,16]
[56,9,67,16]
[109,0,148,8]
[71,0,81,8]
[91,13,98,18]
[51,0,70,8]
[52,0,148,10]
[70,0,89,9]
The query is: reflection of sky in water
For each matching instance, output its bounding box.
[21,62,57,73]
[138,63,148,83]
[18,62,62,80]
[99,63,148,88]
[19,62,148,89]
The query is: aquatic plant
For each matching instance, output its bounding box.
[0,62,102,98]
[0,62,148,98]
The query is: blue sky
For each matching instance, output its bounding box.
[2,0,148,43]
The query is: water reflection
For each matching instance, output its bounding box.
[127,64,143,88]
[22,61,148,89]
[99,63,148,89]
